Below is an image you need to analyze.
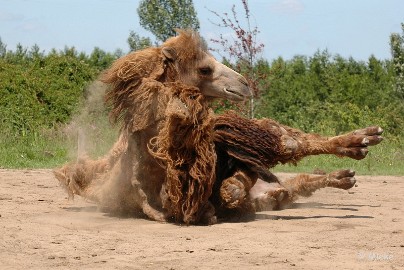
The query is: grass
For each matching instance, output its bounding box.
[1,123,403,176]
[0,116,118,169]
[0,130,68,169]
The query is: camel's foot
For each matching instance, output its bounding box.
[333,126,383,160]
[326,169,356,190]
[280,169,357,198]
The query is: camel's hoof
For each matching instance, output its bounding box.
[336,126,383,160]
[329,169,355,179]
[272,189,287,202]
[336,177,356,190]
[328,169,356,190]
[206,215,217,225]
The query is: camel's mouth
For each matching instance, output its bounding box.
[223,87,249,101]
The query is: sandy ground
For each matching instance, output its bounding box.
[0,169,403,270]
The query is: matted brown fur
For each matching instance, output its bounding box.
[214,111,324,169]
[149,83,216,224]
[214,111,284,169]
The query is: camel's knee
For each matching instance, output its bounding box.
[280,134,300,155]
[220,176,247,209]
[219,169,258,209]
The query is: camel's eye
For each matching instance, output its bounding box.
[199,67,213,76]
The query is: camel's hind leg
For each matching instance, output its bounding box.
[250,169,356,211]
[53,157,110,201]
[53,133,128,201]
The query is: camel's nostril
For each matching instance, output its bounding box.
[238,76,249,87]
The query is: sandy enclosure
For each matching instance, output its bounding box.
[0,169,403,270]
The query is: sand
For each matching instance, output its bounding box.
[0,169,403,270]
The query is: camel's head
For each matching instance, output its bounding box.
[101,30,252,130]
[161,30,252,101]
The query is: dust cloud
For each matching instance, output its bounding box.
[63,80,118,161]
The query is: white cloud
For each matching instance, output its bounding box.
[0,11,24,21]
[16,19,46,32]
[270,0,304,15]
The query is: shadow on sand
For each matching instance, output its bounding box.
[60,201,376,224]
[254,213,374,221]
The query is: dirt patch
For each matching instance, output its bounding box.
[1,169,403,269]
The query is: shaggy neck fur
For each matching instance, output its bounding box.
[149,83,216,224]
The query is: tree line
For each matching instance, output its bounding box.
[1,40,402,139]
[256,51,403,137]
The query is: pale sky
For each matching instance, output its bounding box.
[1,0,403,61]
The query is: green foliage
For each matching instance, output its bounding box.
[127,30,153,51]
[0,43,118,137]
[390,23,404,99]
[257,51,403,137]
[137,0,200,42]
[0,37,6,57]
[0,47,96,136]
[0,42,120,169]
[88,47,117,69]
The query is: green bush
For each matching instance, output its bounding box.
[257,52,403,137]
[0,50,100,136]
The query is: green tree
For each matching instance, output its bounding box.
[0,43,99,136]
[89,47,116,69]
[0,37,7,57]
[127,30,152,51]
[257,51,402,135]
[137,0,200,42]
[390,23,404,99]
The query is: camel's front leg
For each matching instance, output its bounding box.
[126,134,166,222]
[250,170,356,211]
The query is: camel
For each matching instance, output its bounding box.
[54,30,383,224]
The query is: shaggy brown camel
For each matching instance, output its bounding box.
[54,30,383,224]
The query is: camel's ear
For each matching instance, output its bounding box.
[162,47,177,62]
